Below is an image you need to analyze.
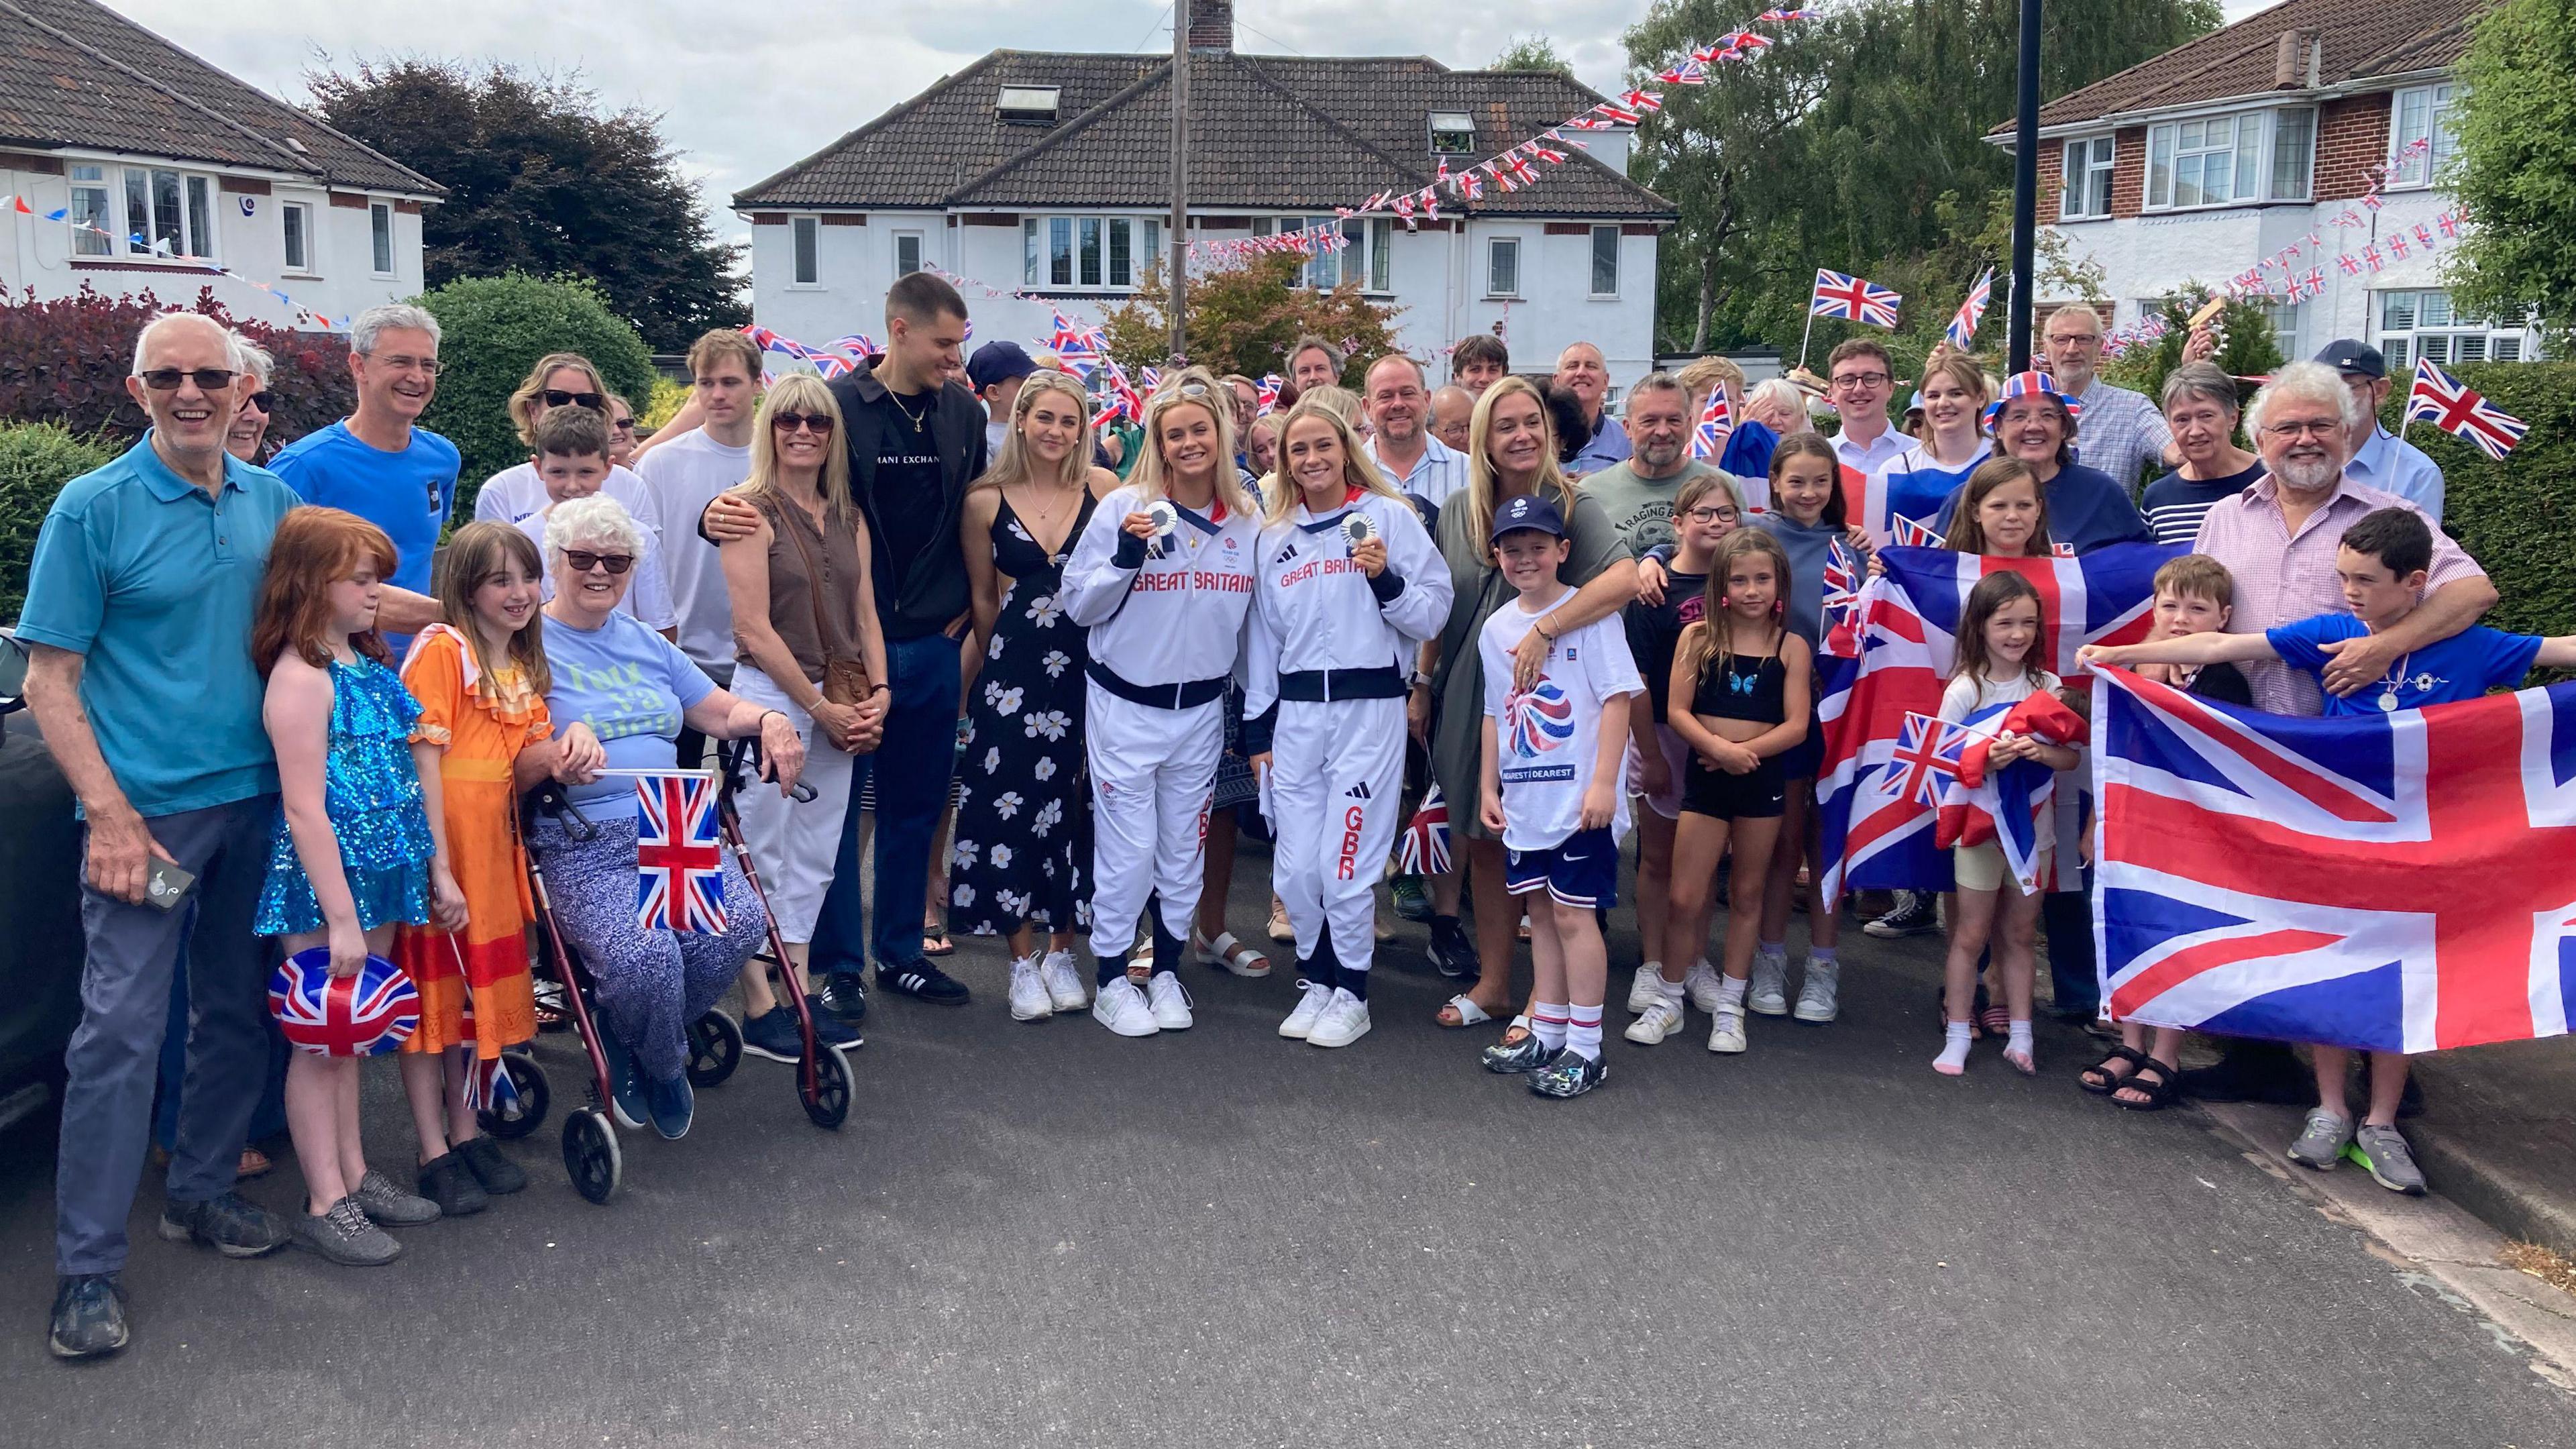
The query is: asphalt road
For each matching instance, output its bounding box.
[3,849,2571,1448]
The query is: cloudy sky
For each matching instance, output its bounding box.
[109,0,2274,244]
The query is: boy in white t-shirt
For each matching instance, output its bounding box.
[1475,494,1644,1099]
[513,407,678,633]
[637,329,762,680]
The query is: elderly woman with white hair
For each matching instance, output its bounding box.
[533,493,806,1140]
[225,337,276,465]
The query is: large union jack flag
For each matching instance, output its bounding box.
[637,771,728,934]
[2090,669,2576,1053]
[1816,543,2174,902]
[2405,357,2528,461]
[1811,268,1902,330]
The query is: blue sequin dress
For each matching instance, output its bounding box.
[254,655,437,936]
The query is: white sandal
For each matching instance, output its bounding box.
[1193,930,1271,978]
[1438,994,1496,1028]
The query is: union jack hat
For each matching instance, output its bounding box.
[1982,370,2084,427]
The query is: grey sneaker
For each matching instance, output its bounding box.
[1746,951,1790,1016]
[294,1197,402,1266]
[353,1171,442,1226]
[2286,1108,2355,1170]
[1793,959,1841,1024]
[2349,1124,2428,1195]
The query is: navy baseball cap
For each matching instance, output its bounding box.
[1489,494,1568,545]
[966,340,1038,391]
[2314,339,2385,380]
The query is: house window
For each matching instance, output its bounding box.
[2387,84,2457,188]
[2143,110,2312,210]
[368,202,394,276]
[792,216,819,285]
[2271,107,2314,201]
[1018,215,1165,291]
[1079,218,1103,286]
[1370,218,1393,292]
[1487,237,1521,298]
[113,166,217,259]
[68,164,111,256]
[2255,297,2300,358]
[2377,289,2532,370]
[894,231,925,278]
[1049,217,1073,285]
[1430,111,1477,155]
[1589,225,1620,297]
[281,201,313,272]
[2061,137,2114,219]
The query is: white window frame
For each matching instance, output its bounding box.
[2385,84,2457,190]
[95,162,222,261]
[1018,215,1163,292]
[66,162,113,258]
[278,200,315,274]
[1430,111,1477,156]
[1588,225,1621,298]
[2060,136,2114,219]
[894,229,926,278]
[2375,289,2536,370]
[789,215,820,287]
[368,201,395,278]
[1486,235,1521,299]
[2142,108,2312,212]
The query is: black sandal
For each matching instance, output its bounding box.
[2112,1058,2181,1112]
[2080,1044,2149,1094]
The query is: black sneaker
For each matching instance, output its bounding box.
[48,1273,128,1359]
[1481,1025,1552,1075]
[1864,890,1938,938]
[455,1134,529,1195]
[156,1190,289,1258]
[416,1150,490,1217]
[820,971,870,1024]
[741,1004,804,1063]
[1428,916,1480,980]
[876,960,971,1006]
[1529,1047,1608,1099]
[804,995,865,1049]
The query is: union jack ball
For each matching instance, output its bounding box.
[269,949,420,1058]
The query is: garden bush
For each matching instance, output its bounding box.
[418,273,655,513]
[0,422,117,621]
[0,284,354,447]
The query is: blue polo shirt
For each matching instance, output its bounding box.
[17,434,300,816]
[267,419,460,599]
[2266,611,2544,716]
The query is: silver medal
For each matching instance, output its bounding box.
[2377,687,2398,712]
[1146,499,1179,539]
[1342,512,1377,548]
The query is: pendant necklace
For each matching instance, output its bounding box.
[2377,650,2411,712]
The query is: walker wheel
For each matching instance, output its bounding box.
[802,1043,853,1130]
[561,1109,621,1205]
[687,1010,743,1087]
[476,1051,550,1140]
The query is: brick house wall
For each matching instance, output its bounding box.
[2314,95,2392,201]
[2036,144,2064,219]
[2108,127,2148,218]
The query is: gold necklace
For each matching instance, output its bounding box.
[888,388,930,434]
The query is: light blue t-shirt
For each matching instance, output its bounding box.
[16,435,298,816]
[541,610,717,818]
[2266,611,2544,716]
[268,419,461,599]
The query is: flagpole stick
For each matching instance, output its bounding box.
[1797,309,1817,372]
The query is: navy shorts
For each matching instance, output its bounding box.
[1505,826,1619,909]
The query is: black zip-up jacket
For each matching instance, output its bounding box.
[830,358,987,639]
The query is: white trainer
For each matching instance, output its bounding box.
[1626,963,1666,1014]
[1040,949,1089,1012]
[1007,955,1054,1022]
[1091,977,1161,1037]
[1307,989,1372,1049]
[1144,971,1194,1030]
[1707,1004,1749,1054]
[1793,959,1840,1023]
[1279,979,1331,1039]
[1746,951,1790,1016]
[1624,998,1686,1045]
[1682,959,1723,1014]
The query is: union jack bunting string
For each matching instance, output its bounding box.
[1689,380,1735,460]
[2226,205,2469,303]
[1944,267,1993,350]
[635,771,729,935]
[2406,358,2528,461]
[4,205,348,329]
[1811,268,1902,330]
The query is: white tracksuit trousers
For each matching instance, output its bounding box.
[1083,686,1222,963]
[1268,696,1406,974]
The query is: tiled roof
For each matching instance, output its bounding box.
[1990,0,2486,133]
[0,0,440,195]
[737,50,1674,219]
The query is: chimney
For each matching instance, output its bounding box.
[2274,28,2319,88]
[1187,0,1234,52]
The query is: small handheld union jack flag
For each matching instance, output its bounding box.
[2406,357,2528,460]
[1820,536,1862,644]
[1398,784,1453,877]
[1883,712,1971,809]
[1256,374,1282,415]
[1690,382,1735,460]
[636,771,728,934]
[1812,268,1902,330]
[1889,513,1944,549]
[1945,268,1993,351]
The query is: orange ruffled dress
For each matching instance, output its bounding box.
[396,624,549,1060]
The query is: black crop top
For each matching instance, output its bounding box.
[1691,649,1788,724]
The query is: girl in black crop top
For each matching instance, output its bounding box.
[1660,530,1815,1053]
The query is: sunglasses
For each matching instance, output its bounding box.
[771,412,833,434]
[541,389,606,411]
[560,549,635,575]
[243,390,276,413]
[609,415,637,432]
[139,367,237,392]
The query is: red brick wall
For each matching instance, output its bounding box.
[2314,95,2391,201]
[2109,127,2147,218]
[2036,144,2066,219]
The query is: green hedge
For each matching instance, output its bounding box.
[0,423,118,621]
[417,273,656,516]
[2388,361,2576,648]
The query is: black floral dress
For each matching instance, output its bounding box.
[950,492,1097,939]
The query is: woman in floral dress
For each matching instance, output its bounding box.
[951,372,1120,1020]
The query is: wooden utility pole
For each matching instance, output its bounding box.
[1167,0,1190,360]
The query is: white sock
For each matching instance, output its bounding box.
[1935,1021,1973,1073]
[2006,1019,2035,1057]
[1658,974,1686,1009]
[1532,1002,1569,1051]
[1640,959,1662,979]
[1717,975,1748,1009]
[1567,1006,1605,1062]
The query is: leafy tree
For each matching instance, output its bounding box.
[415,273,657,506]
[1095,255,1405,385]
[306,60,747,351]
[1491,36,1576,74]
[2445,0,2576,345]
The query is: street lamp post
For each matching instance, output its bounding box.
[2008,0,2041,372]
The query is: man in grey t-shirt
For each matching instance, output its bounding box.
[1573,372,1733,559]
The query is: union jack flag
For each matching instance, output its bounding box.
[1820,535,1862,646]
[1816,543,2172,902]
[1757,8,1818,19]
[2387,233,2412,260]
[636,771,728,934]
[1690,382,1735,460]
[2406,358,2528,460]
[1501,154,1538,188]
[828,333,881,360]
[2090,668,2576,1053]
[1890,513,1945,549]
[1886,711,1972,808]
[2337,254,2361,276]
[1933,690,2088,895]
[1945,267,1993,350]
[1050,311,1105,376]
[1564,114,1618,131]
[1256,373,1282,415]
[2435,209,2462,238]
[1399,784,1454,877]
[2413,223,2436,248]
[270,951,420,1058]
[2362,244,2385,271]
[1619,89,1664,113]
[1658,62,1707,86]
[1592,101,1644,125]
[1811,268,1902,330]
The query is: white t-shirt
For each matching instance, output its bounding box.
[1479,586,1645,852]
[475,461,665,541]
[635,428,753,671]
[517,508,678,631]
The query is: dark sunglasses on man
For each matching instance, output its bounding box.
[541,388,606,411]
[138,367,237,392]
